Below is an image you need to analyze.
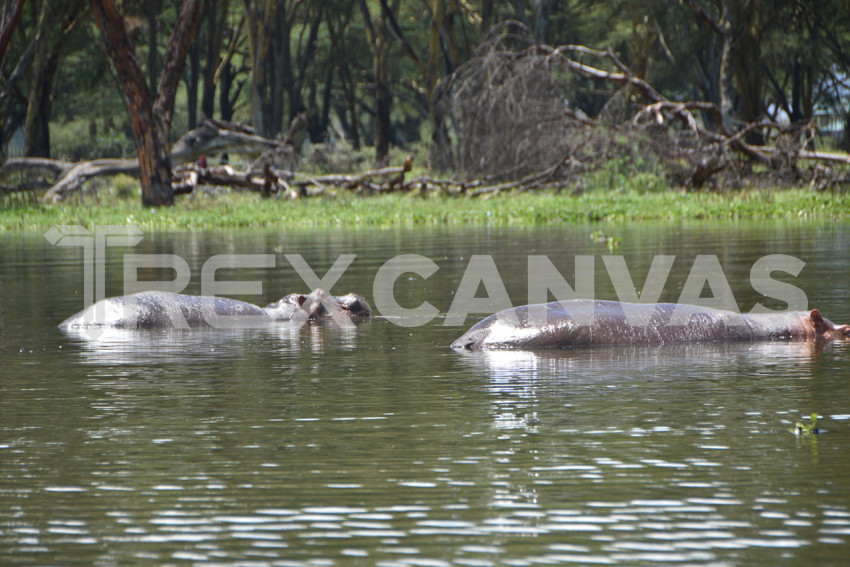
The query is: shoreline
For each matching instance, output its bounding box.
[2,188,849,231]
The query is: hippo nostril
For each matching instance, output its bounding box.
[451,338,476,350]
[345,301,364,315]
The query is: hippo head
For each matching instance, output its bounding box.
[266,289,371,323]
[803,309,850,340]
[333,293,372,318]
[450,324,489,351]
[450,306,547,351]
[293,290,371,319]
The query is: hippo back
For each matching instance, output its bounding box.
[59,291,271,329]
[451,300,783,350]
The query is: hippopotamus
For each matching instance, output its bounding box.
[59,288,370,330]
[451,299,850,350]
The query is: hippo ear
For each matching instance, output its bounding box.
[809,309,831,336]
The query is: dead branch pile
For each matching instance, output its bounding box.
[171,156,415,199]
[436,26,850,192]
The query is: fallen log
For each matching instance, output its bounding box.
[0,157,74,178]
[171,155,414,198]
[171,117,280,162]
[795,149,850,166]
[0,117,292,202]
[42,159,140,202]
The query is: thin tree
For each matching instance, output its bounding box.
[0,0,25,73]
[685,0,765,140]
[0,0,26,163]
[358,0,393,166]
[90,0,201,206]
[24,0,85,158]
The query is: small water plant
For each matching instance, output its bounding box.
[792,413,821,436]
[590,230,621,251]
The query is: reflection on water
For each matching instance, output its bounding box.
[61,322,363,365]
[3,225,850,566]
[460,340,833,383]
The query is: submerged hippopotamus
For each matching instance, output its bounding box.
[451,299,850,350]
[59,288,370,330]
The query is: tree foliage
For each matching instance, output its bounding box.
[1,0,850,195]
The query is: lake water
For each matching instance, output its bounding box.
[2,222,850,566]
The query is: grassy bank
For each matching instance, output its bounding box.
[2,187,849,231]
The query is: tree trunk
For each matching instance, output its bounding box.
[187,36,200,129]
[91,0,201,207]
[243,0,283,138]
[200,0,225,119]
[692,0,764,141]
[319,61,334,138]
[843,110,850,153]
[291,5,322,122]
[717,1,736,132]
[0,0,30,165]
[273,5,291,132]
[427,0,457,167]
[730,1,763,143]
[146,0,160,95]
[326,11,360,149]
[790,59,803,122]
[340,52,360,149]
[359,0,392,166]
[341,57,360,149]
[374,35,391,166]
[533,0,550,42]
[24,2,53,158]
[216,15,242,122]
[0,0,25,71]
[218,60,234,121]
[24,0,84,158]
[481,0,493,36]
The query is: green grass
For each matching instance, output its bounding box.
[2,187,849,231]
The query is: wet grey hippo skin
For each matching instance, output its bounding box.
[59,288,371,330]
[451,299,850,350]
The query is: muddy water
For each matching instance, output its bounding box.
[2,222,850,565]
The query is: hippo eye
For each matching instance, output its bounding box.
[296,294,307,306]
